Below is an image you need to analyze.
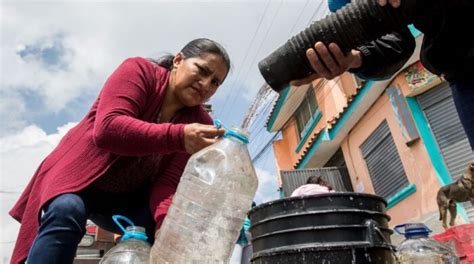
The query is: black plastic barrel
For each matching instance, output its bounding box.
[248,193,395,263]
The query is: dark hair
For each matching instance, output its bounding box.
[306,176,333,191]
[154,38,231,74]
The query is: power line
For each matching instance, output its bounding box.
[219,0,329,123]
[247,1,332,163]
[248,97,274,134]
[252,132,280,162]
[306,0,329,27]
[216,0,272,119]
[248,104,276,152]
[220,0,284,120]
[247,95,278,152]
[285,0,312,39]
[0,190,21,194]
[236,0,330,125]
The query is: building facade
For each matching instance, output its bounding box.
[266,27,473,234]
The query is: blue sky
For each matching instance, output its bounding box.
[0,1,330,262]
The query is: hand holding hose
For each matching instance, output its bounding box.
[289,0,401,87]
[290,42,362,86]
[258,0,415,92]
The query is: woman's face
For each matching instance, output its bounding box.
[171,52,228,107]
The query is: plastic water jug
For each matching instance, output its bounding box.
[100,215,151,264]
[150,121,259,263]
[394,223,459,264]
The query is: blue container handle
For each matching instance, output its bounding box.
[112,215,148,241]
[112,215,135,234]
[394,223,432,235]
[394,224,405,235]
[213,119,249,144]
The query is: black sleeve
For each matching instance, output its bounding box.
[350,27,416,80]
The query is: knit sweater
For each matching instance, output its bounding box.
[9,57,212,263]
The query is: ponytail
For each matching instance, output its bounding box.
[151,54,174,70]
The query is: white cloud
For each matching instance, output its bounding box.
[0,92,27,136]
[254,167,279,204]
[0,123,76,263]
[1,1,329,134]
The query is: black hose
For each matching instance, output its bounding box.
[258,0,417,92]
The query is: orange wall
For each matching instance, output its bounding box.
[273,73,356,170]
[317,78,348,126]
[341,73,442,227]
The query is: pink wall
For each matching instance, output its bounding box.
[341,74,442,227]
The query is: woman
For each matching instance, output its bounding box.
[9,38,231,264]
[291,176,335,197]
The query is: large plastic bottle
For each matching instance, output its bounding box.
[150,121,259,263]
[100,215,151,264]
[394,223,460,264]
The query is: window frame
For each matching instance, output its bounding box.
[295,86,319,140]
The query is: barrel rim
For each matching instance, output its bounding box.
[250,208,391,229]
[250,193,387,215]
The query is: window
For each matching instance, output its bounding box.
[295,86,319,140]
[360,121,410,199]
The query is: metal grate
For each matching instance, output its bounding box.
[360,120,410,199]
[280,167,352,197]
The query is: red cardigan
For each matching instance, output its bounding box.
[9,57,212,264]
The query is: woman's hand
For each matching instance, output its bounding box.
[290,42,362,86]
[183,123,226,154]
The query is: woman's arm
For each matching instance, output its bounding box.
[93,58,186,156]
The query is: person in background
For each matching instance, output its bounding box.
[230,201,256,264]
[9,38,230,264]
[293,0,474,151]
[291,176,335,197]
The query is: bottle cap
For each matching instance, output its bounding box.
[214,119,249,144]
[394,223,431,238]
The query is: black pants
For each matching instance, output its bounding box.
[27,187,155,264]
[451,77,474,151]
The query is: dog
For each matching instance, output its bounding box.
[436,162,474,230]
